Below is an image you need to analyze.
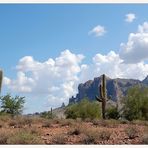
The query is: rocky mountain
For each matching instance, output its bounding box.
[69,75,148,104]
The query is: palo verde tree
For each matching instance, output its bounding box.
[122,86,148,121]
[0,94,25,116]
[96,74,110,119]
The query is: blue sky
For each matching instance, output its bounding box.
[0,4,148,113]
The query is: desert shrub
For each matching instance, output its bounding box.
[40,111,55,119]
[31,116,44,124]
[42,121,52,128]
[105,119,120,128]
[122,86,148,121]
[30,127,41,135]
[68,123,83,135]
[83,129,99,144]
[60,119,75,127]
[141,133,148,144]
[84,118,92,122]
[52,134,67,144]
[125,126,138,139]
[65,98,101,120]
[92,119,100,125]
[131,120,148,126]
[92,119,108,127]
[8,120,17,127]
[98,130,111,140]
[106,106,119,119]
[0,113,11,122]
[7,130,42,144]
[52,118,60,124]
[0,130,11,144]
[20,116,33,125]
[119,119,130,124]
[68,126,81,135]
[69,128,81,135]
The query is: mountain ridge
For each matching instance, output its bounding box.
[69,75,148,104]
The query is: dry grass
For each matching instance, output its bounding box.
[125,126,138,139]
[98,130,111,141]
[92,119,108,127]
[52,134,67,144]
[7,129,43,144]
[68,123,82,135]
[131,120,148,126]
[141,133,148,144]
[8,120,17,127]
[60,119,75,127]
[42,120,52,128]
[0,130,11,144]
[82,129,99,144]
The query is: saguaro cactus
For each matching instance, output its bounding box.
[0,70,3,93]
[51,107,53,118]
[96,74,109,119]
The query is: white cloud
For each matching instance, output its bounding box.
[3,49,148,111]
[89,25,106,37]
[4,50,84,107]
[3,22,148,110]
[80,51,148,83]
[119,22,148,63]
[125,13,136,23]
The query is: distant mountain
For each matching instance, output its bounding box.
[69,75,148,104]
[142,75,148,85]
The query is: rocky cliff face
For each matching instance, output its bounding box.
[69,75,148,104]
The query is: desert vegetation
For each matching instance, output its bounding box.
[0,72,148,144]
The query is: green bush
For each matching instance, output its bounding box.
[40,111,54,119]
[65,98,101,120]
[0,94,25,116]
[106,106,119,119]
[122,86,148,121]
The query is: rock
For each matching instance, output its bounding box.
[69,75,148,104]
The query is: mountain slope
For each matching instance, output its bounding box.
[69,75,148,104]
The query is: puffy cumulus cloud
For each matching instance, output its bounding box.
[119,22,148,63]
[3,49,148,110]
[4,50,84,107]
[125,13,136,23]
[89,25,106,37]
[79,51,148,83]
[3,72,35,93]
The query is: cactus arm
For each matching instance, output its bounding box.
[95,95,102,102]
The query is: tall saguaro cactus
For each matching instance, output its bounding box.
[0,70,3,93]
[96,74,109,119]
[51,107,53,118]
